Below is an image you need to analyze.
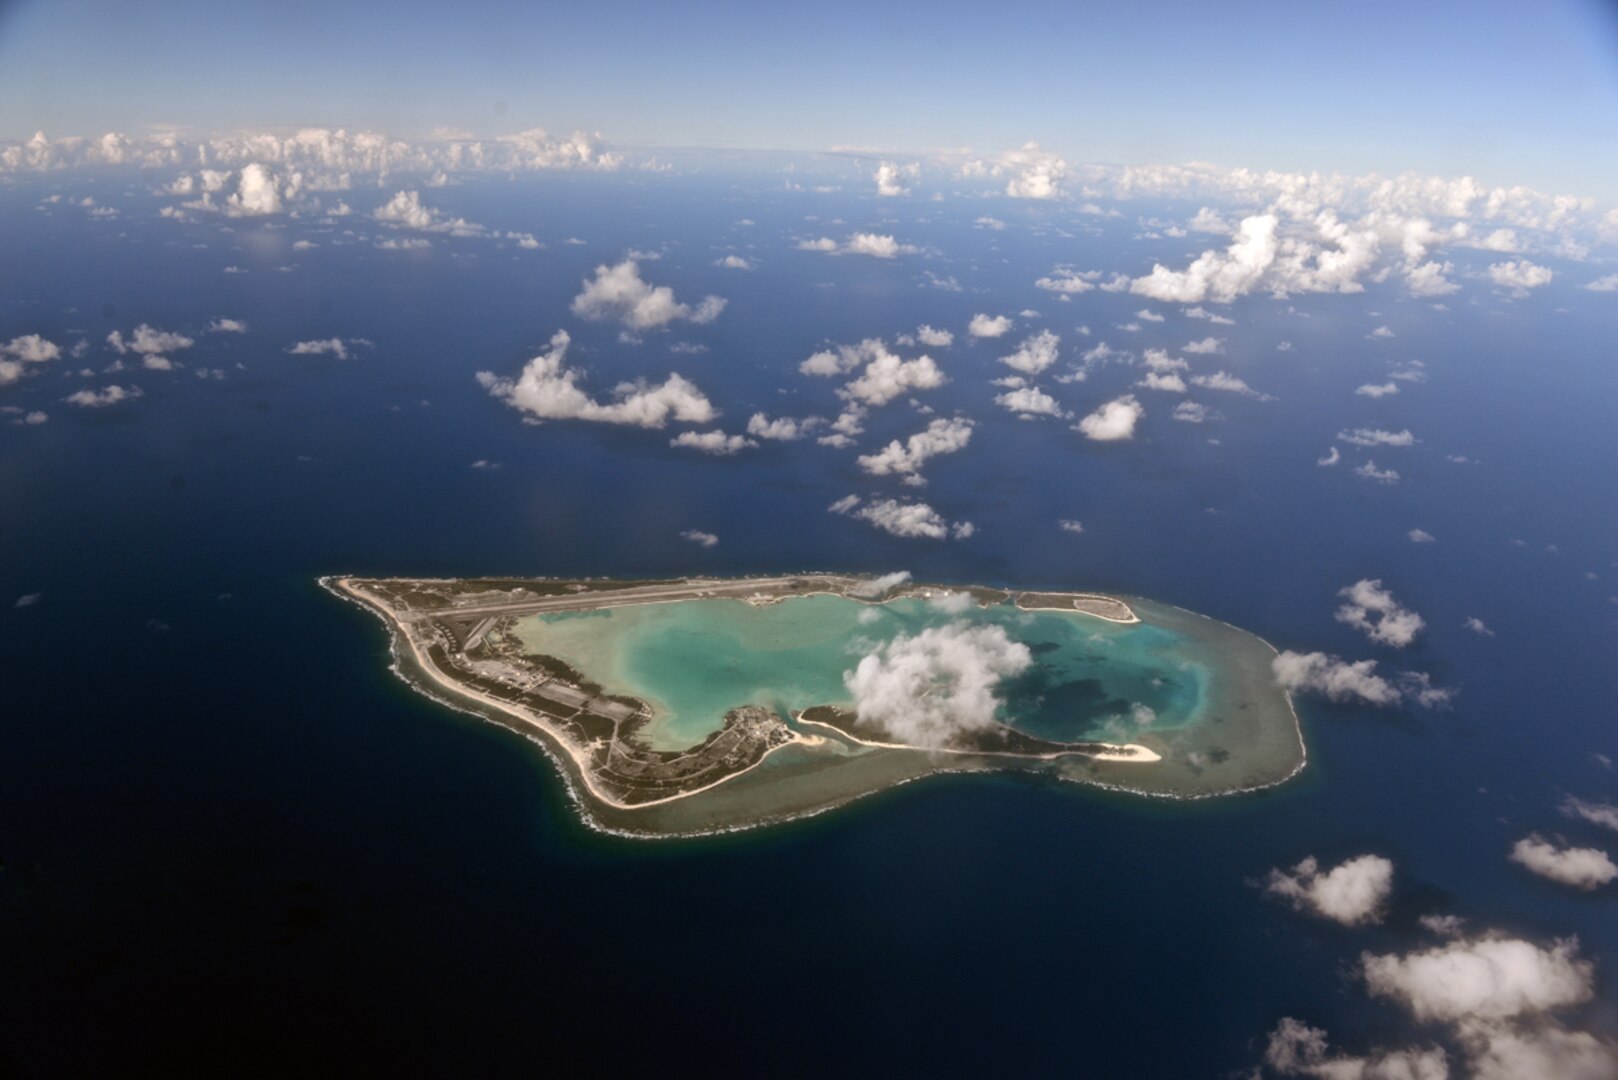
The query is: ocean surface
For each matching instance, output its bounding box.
[2,170,1616,1075]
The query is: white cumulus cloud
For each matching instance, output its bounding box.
[477,329,716,429]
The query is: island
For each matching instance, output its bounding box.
[323,573,1306,837]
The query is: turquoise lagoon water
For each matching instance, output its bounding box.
[513,595,1209,749]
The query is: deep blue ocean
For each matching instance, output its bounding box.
[2,171,1615,1076]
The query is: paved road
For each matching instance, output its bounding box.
[421,576,824,620]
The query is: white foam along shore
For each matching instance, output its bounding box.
[325,574,1165,817]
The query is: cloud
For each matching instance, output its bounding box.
[1075,395,1144,441]
[840,346,945,407]
[1409,529,1437,543]
[1173,401,1210,423]
[1137,372,1186,393]
[1058,519,1084,534]
[968,313,1014,338]
[746,412,820,440]
[107,324,194,357]
[1463,617,1494,637]
[207,318,248,333]
[1273,650,1402,705]
[1185,305,1236,325]
[1562,796,1618,834]
[714,255,753,270]
[1336,579,1425,647]
[477,329,716,429]
[797,233,916,258]
[679,529,718,548]
[874,161,918,197]
[571,259,726,329]
[995,385,1067,418]
[1183,336,1224,354]
[848,570,911,598]
[857,417,974,480]
[1262,1017,1448,1080]
[843,620,1032,748]
[1190,371,1270,399]
[370,191,459,231]
[1362,936,1596,1023]
[1355,460,1401,484]
[998,330,1061,375]
[1488,259,1553,292]
[1035,270,1099,294]
[1509,835,1617,890]
[912,325,953,348]
[64,384,143,408]
[669,429,756,455]
[0,334,63,387]
[1131,213,1279,303]
[1340,428,1416,448]
[1263,854,1394,926]
[287,338,352,359]
[962,141,1068,199]
[1584,274,1618,292]
[1357,382,1399,398]
[224,162,288,216]
[829,495,973,540]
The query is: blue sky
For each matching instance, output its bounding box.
[3,0,1618,198]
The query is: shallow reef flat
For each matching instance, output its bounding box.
[325,573,1306,837]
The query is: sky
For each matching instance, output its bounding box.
[3,0,1618,199]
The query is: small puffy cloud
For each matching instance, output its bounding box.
[1173,401,1210,423]
[1263,854,1394,926]
[1355,460,1401,484]
[1262,1018,1448,1080]
[1075,394,1144,441]
[680,529,718,548]
[714,254,753,270]
[1035,270,1099,294]
[1510,835,1617,890]
[572,259,726,330]
[1185,305,1235,325]
[798,233,915,258]
[1273,650,1401,706]
[1183,336,1224,354]
[669,429,756,455]
[998,330,1060,375]
[968,313,1014,338]
[987,142,1067,199]
[1336,579,1425,647]
[1408,529,1436,543]
[874,161,918,197]
[1131,213,1278,304]
[1340,427,1416,448]
[995,385,1067,418]
[1135,309,1164,323]
[287,338,352,359]
[973,216,1006,230]
[1406,260,1461,298]
[377,237,431,251]
[1463,617,1494,637]
[477,329,716,429]
[1137,371,1186,393]
[1488,259,1553,292]
[1583,274,1618,292]
[844,620,1031,748]
[225,162,287,216]
[1362,936,1596,1023]
[913,325,953,347]
[372,189,484,235]
[843,571,909,601]
[746,412,820,440]
[829,495,972,540]
[857,417,974,479]
[1,334,62,363]
[207,318,248,334]
[107,324,194,357]
[1058,519,1084,534]
[841,345,945,407]
[14,592,43,608]
[64,384,143,408]
[1357,382,1399,398]
[1190,371,1270,399]
[1562,796,1618,833]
